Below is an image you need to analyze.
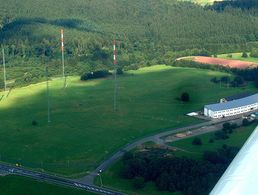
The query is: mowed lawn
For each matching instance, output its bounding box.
[0,175,94,195]
[0,65,255,176]
[217,53,258,63]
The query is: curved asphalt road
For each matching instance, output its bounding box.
[79,115,248,185]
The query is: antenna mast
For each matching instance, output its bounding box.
[113,36,117,111]
[43,48,51,123]
[61,29,66,87]
[2,47,6,93]
[46,65,51,123]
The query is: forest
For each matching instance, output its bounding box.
[1,0,258,86]
[121,145,239,195]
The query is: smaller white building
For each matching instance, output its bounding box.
[204,93,258,118]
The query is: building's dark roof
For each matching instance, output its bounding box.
[224,92,256,101]
[205,93,258,112]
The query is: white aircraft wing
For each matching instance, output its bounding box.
[210,125,258,195]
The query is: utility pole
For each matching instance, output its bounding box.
[2,47,6,93]
[61,29,66,88]
[98,170,103,187]
[113,36,118,111]
[43,49,51,123]
[46,65,51,123]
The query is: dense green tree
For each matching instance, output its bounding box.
[181,92,190,102]
[250,49,258,58]
[242,52,248,58]
[133,177,145,189]
[254,77,258,88]
[192,137,202,145]
[242,118,249,126]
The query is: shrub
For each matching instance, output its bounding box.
[32,120,38,126]
[221,76,230,83]
[80,70,111,81]
[117,68,124,75]
[133,177,145,189]
[214,130,229,140]
[250,49,258,58]
[231,123,238,129]
[122,152,133,162]
[181,92,190,102]
[242,118,249,126]
[231,76,245,87]
[210,77,219,83]
[192,137,202,145]
[223,122,231,130]
[242,52,248,58]
[254,77,258,88]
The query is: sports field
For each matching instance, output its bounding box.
[0,65,255,176]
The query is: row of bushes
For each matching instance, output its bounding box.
[80,70,111,81]
[80,68,124,81]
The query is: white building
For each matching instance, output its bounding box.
[204,93,258,118]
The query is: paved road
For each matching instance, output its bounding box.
[0,163,125,195]
[79,115,248,185]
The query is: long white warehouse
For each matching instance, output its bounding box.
[204,93,258,118]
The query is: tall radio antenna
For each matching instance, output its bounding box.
[2,47,6,93]
[61,29,66,88]
[113,35,118,111]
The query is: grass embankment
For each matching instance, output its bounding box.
[0,65,256,176]
[217,53,258,63]
[98,124,257,195]
[0,175,93,195]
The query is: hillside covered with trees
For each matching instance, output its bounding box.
[1,0,258,86]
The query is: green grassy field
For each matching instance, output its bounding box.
[0,65,256,176]
[98,124,257,195]
[0,175,93,195]
[217,53,258,63]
